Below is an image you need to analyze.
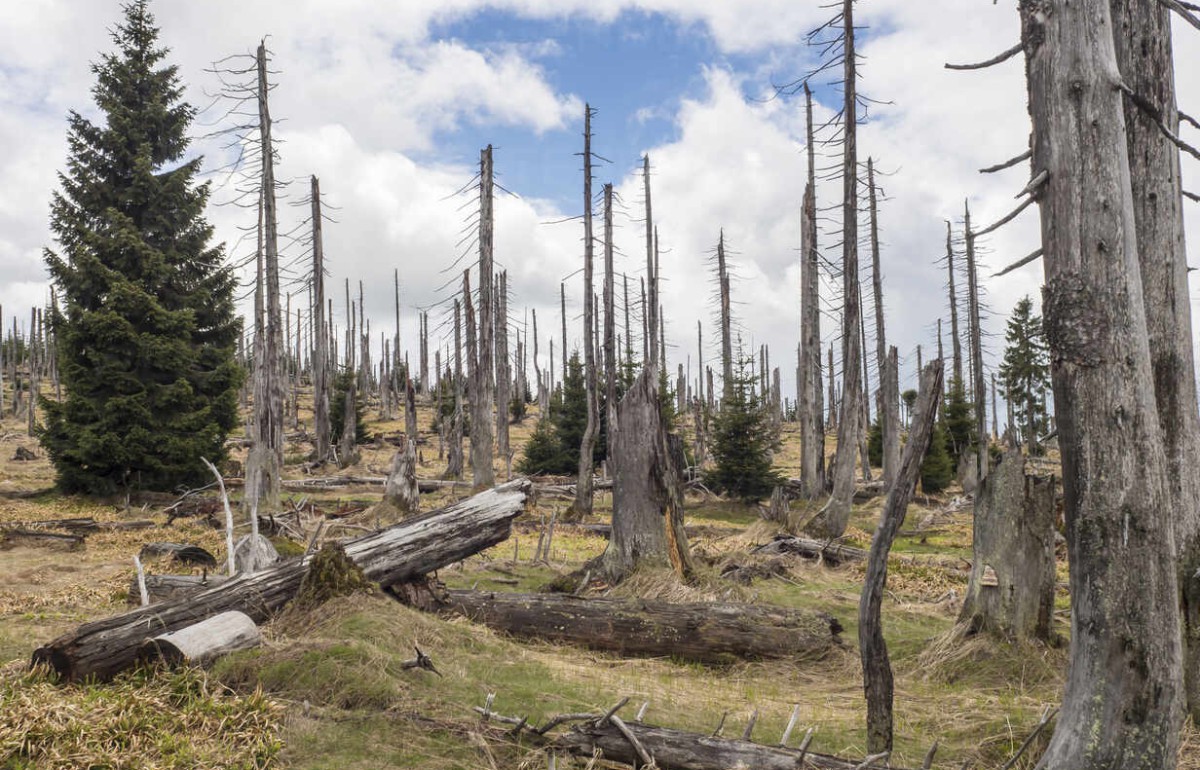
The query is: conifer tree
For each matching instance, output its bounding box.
[705,356,783,502]
[998,296,1050,451]
[40,0,241,495]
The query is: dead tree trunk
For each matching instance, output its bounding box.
[423,590,841,664]
[798,83,825,498]
[861,359,943,753]
[338,376,359,468]
[597,369,693,582]
[137,611,261,669]
[603,185,618,459]
[1110,0,1200,721]
[310,176,331,465]
[945,222,963,389]
[644,155,659,370]
[867,160,898,489]
[573,106,599,517]
[246,41,284,511]
[717,231,733,398]
[381,438,420,517]
[959,446,1056,640]
[963,203,988,482]
[1019,0,1183,764]
[808,0,861,540]
[472,147,496,489]
[33,481,531,682]
[495,271,511,462]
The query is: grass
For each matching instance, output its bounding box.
[4,390,1200,769]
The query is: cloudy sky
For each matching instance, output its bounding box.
[3,0,1198,407]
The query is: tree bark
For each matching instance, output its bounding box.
[963,203,988,482]
[495,271,510,462]
[860,361,942,754]
[573,106,599,517]
[423,589,842,664]
[799,83,825,498]
[644,155,659,370]
[717,231,733,397]
[382,439,420,517]
[597,369,693,582]
[1110,0,1200,722]
[33,481,530,682]
[473,147,496,489]
[1020,0,1184,765]
[867,160,898,490]
[808,0,862,540]
[137,611,261,668]
[945,222,963,389]
[311,178,331,465]
[958,447,1056,641]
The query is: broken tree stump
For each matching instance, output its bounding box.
[33,480,530,681]
[417,590,841,664]
[137,611,261,668]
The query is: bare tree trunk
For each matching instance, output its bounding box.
[963,203,988,482]
[945,222,963,388]
[404,376,418,446]
[644,155,659,370]
[246,41,284,511]
[603,185,617,459]
[495,271,510,461]
[382,439,420,518]
[799,83,825,498]
[574,106,599,517]
[338,377,358,468]
[716,231,733,399]
[446,299,464,480]
[1020,0,1183,764]
[1110,0,1200,721]
[310,177,331,465]
[861,360,943,753]
[959,446,1056,640]
[472,148,496,489]
[867,160,898,489]
[560,282,568,383]
[808,0,861,539]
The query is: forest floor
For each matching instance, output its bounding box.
[1,391,1197,769]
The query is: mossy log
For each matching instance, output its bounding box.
[34,480,530,681]
[423,590,842,664]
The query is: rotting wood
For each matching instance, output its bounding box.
[405,588,842,665]
[137,610,261,668]
[33,480,530,682]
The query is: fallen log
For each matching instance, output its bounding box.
[4,518,156,534]
[137,611,261,667]
[559,523,742,541]
[421,590,842,664]
[139,542,218,568]
[554,720,903,770]
[752,535,868,566]
[33,479,531,681]
[0,529,85,550]
[127,574,229,605]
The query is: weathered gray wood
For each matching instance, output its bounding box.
[233,533,278,575]
[963,203,988,482]
[644,155,658,369]
[33,480,530,682]
[383,439,420,516]
[138,542,217,569]
[597,369,693,581]
[471,148,496,489]
[127,574,229,605]
[573,106,598,518]
[495,271,511,462]
[717,231,733,396]
[809,0,862,539]
[428,589,841,664]
[1019,0,1184,764]
[553,720,909,770]
[138,611,260,667]
[310,176,331,465]
[1111,0,1200,721]
[867,160,898,490]
[945,221,963,389]
[861,360,942,753]
[959,448,1056,641]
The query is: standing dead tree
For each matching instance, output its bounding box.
[643,155,659,371]
[944,222,964,388]
[1111,0,1200,721]
[310,176,331,465]
[860,360,943,753]
[472,146,497,489]
[245,40,285,511]
[1014,0,1184,764]
[963,202,988,482]
[572,105,600,518]
[798,83,825,498]
[867,159,899,489]
[603,184,618,460]
[495,270,510,464]
[806,0,864,540]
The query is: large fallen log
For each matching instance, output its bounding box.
[554,720,901,770]
[33,480,530,681]
[424,590,842,664]
[752,535,868,566]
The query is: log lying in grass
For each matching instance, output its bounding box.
[0,529,85,550]
[34,479,530,682]
[137,611,261,667]
[554,720,898,770]
[424,590,842,664]
[752,536,868,566]
[126,574,230,606]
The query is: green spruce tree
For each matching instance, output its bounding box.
[40,0,241,495]
[705,356,783,502]
[998,296,1050,452]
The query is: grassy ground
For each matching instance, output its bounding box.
[2,386,1197,769]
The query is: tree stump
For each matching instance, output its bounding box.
[959,447,1057,641]
[382,439,420,517]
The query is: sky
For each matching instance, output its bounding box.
[2,0,1199,412]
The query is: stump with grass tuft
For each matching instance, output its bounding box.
[294,543,373,609]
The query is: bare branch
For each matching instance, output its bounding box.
[992,248,1044,278]
[980,149,1032,174]
[945,43,1023,70]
